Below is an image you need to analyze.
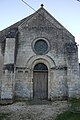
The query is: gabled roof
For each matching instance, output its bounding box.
[0,12,35,42]
[0,6,74,43]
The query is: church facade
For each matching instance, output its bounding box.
[0,5,80,104]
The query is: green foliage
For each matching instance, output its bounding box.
[55,111,80,120]
[68,98,80,104]
[56,99,80,120]
[0,113,10,120]
[68,98,80,113]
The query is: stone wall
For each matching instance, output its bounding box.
[0,37,16,103]
[14,8,80,100]
[79,63,80,77]
[0,7,80,102]
[0,44,4,98]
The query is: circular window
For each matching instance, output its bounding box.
[34,39,48,55]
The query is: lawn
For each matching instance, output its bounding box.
[55,99,80,120]
[55,111,80,120]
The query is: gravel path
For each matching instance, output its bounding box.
[0,101,68,120]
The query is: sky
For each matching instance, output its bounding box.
[0,0,80,62]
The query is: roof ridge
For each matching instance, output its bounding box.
[0,6,74,43]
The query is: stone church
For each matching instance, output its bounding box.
[0,5,80,104]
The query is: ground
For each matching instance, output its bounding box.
[0,100,68,120]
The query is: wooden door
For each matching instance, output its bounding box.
[33,63,48,100]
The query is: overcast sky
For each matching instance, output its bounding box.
[0,0,80,62]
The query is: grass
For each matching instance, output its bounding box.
[68,98,80,105]
[0,113,10,120]
[68,98,80,113]
[55,111,80,120]
[55,98,80,120]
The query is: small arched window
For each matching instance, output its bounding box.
[34,63,48,71]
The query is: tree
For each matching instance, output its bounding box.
[77,0,80,2]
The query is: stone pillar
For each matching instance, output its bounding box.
[0,44,4,99]
[66,42,80,99]
[1,29,17,104]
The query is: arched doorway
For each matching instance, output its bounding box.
[33,63,48,99]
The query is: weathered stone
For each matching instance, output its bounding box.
[0,6,80,104]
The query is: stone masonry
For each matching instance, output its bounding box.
[0,5,80,104]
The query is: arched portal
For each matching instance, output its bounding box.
[33,63,48,99]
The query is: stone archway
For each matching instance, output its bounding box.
[26,56,56,99]
[33,63,48,100]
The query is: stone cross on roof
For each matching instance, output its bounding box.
[41,4,44,8]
